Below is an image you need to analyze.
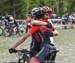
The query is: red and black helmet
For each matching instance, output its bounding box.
[43,6,52,14]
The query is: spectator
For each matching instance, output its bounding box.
[25,14,32,33]
[62,12,69,29]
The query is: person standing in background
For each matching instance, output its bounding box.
[25,14,32,33]
[62,12,69,29]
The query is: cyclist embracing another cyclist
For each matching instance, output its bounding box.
[9,6,59,63]
[30,6,59,63]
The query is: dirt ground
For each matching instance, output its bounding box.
[0,26,75,63]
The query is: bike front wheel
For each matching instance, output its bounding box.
[18,26,26,36]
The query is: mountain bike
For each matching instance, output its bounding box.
[10,48,59,63]
[3,24,18,37]
[18,21,26,36]
[10,49,36,63]
[0,21,4,36]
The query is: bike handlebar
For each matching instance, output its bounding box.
[12,49,30,54]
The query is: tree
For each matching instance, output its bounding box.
[0,0,75,18]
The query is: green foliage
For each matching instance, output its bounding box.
[0,0,75,18]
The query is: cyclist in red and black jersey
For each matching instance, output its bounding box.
[9,7,58,63]
[32,6,58,36]
[31,6,59,63]
[31,6,58,50]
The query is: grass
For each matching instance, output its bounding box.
[0,26,75,63]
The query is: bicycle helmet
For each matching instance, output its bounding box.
[5,15,14,21]
[9,16,14,20]
[43,6,52,14]
[31,7,46,18]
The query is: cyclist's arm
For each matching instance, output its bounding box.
[32,19,54,27]
[11,32,31,48]
[53,29,59,36]
[32,20,47,25]
[32,19,59,36]
[10,26,40,48]
[48,19,55,28]
[48,19,59,36]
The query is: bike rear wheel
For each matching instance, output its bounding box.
[3,28,11,37]
[18,59,28,63]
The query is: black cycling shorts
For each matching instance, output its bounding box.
[35,43,56,62]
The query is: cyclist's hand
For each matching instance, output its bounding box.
[9,48,17,53]
[46,22,52,28]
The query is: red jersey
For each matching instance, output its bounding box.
[29,25,40,34]
[45,19,55,31]
[29,19,55,35]
[40,19,56,31]
[29,19,46,34]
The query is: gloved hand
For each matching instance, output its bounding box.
[46,22,52,28]
[9,48,17,53]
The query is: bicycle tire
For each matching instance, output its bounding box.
[11,27,17,36]
[18,27,26,36]
[3,28,11,37]
[18,59,27,63]
[18,59,23,63]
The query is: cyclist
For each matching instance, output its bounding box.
[3,15,19,29]
[62,12,69,29]
[69,12,75,28]
[32,6,58,46]
[25,14,32,33]
[3,15,19,35]
[32,6,58,36]
[9,7,57,63]
[31,6,58,63]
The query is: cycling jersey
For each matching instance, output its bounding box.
[29,25,56,63]
[29,19,55,43]
[29,19,57,63]
[29,19,55,51]
[29,25,40,34]
[62,14,69,25]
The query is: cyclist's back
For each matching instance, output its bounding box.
[30,7,57,63]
